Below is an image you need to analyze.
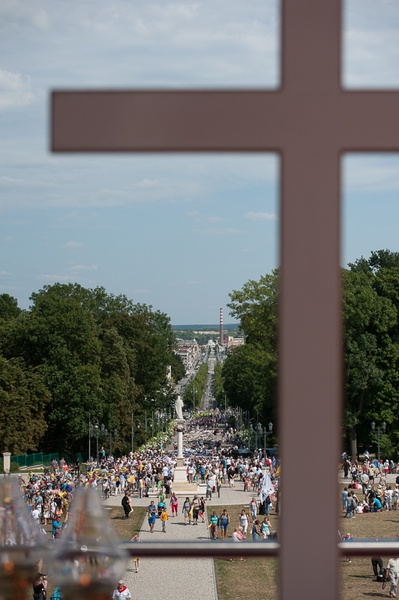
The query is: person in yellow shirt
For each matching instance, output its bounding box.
[161,507,169,533]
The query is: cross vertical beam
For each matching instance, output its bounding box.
[279,3,342,597]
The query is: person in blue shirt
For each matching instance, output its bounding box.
[372,497,383,512]
[52,518,62,539]
[147,500,157,532]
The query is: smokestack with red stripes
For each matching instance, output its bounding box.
[219,307,224,346]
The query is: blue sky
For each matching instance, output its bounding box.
[1,1,399,324]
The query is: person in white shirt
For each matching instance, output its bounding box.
[112,580,131,600]
[387,557,399,598]
[31,507,41,526]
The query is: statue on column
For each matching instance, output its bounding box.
[175,395,184,420]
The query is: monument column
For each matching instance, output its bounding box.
[173,419,187,484]
[171,396,200,493]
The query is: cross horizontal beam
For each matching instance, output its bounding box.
[51,90,399,152]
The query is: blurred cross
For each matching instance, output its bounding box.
[51,2,399,599]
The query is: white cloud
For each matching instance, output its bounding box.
[62,241,84,250]
[203,227,243,236]
[187,279,202,285]
[38,274,72,282]
[245,211,277,221]
[69,264,98,272]
[0,3,50,31]
[0,69,33,109]
[0,270,11,276]
[343,155,399,193]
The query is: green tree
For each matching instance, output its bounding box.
[0,294,21,319]
[0,356,50,453]
[0,282,180,456]
[222,344,276,423]
[223,271,278,425]
[344,254,399,457]
[227,271,278,350]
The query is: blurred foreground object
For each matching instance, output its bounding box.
[0,478,46,600]
[51,488,128,600]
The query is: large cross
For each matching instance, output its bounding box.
[51,2,399,599]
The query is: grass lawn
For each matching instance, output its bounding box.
[106,504,147,541]
[41,490,399,600]
[207,494,399,600]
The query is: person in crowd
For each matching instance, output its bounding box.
[249,497,258,522]
[161,505,169,533]
[32,573,46,600]
[182,497,191,525]
[261,516,272,539]
[387,556,399,598]
[209,511,219,540]
[371,556,384,581]
[191,495,200,525]
[219,508,230,539]
[147,500,157,533]
[239,509,249,537]
[198,497,206,523]
[131,535,141,573]
[252,519,261,541]
[170,491,179,517]
[112,580,132,600]
[121,492,132,519]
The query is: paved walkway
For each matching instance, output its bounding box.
[105,483,258,600]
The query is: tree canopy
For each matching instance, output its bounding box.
[0,283,180,456]
[222,252,399,458]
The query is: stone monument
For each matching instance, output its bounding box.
[172,395,199,493]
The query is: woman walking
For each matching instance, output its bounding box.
[170,492,178,517]
[252,519,261,541]
[219,509,230,539]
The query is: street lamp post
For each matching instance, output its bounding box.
[109,428,118,455]
[249,418,256,448]
[94,424,100,464]
[263,422,273,459]
[371,421,386,462]
[132,411,134,454]
[88,414,93,461]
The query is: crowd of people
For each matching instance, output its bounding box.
[341,451,399,517]
[17,410,279,600]
[340,452,399,597]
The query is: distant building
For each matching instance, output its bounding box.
[226,335,245,350]
[175,338,201,369]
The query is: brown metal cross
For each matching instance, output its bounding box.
[51,1,399,599]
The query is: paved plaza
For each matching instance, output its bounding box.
[106,484,258,600]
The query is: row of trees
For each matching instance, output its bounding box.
[220,250,399,459]
[0,284,184,457]
[182,363,208,412]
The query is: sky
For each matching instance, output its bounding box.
[1,1,399,325]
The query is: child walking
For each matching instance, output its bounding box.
[161,506,169,533]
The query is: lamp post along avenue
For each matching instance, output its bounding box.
[371,421,386,463]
